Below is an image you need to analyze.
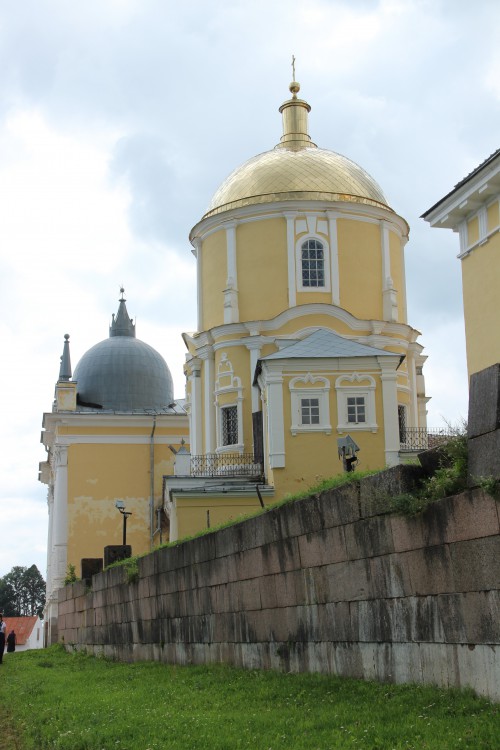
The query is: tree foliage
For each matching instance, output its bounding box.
[0,565,45,617]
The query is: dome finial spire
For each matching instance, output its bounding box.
[277,57,314,151]
[290,55,300,99]
[110,288,136,338]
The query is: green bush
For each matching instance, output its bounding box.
[63,563,78,586]
[391,432,468,516]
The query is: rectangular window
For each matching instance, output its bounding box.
[221,405,238,446]
[347,396,365,423]
[301,397,320,425]
[302,240,325,287]
[398,404,407,443]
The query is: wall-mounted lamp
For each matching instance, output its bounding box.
[337,435,360,473]
[115,500,132,545]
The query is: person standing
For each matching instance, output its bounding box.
[0,612,6,664]
[6,629,16,653]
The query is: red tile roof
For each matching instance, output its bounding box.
[2,616,38,646]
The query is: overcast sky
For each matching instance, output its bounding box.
[1,0,498,578]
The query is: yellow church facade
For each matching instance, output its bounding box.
[167,78,428,534]
[422,148,500,377]
[41,77,430,640]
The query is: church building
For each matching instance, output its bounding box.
[40,75,429,640]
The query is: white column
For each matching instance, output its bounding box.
[45,484,54,608]
[193,239,203,332]
[264,370,285,468]
[407,344,419,428]
[51,445,68,591]
[378,359,400,467]
[327,211,340,306]
[201,349,216,453]
[284,212,297,308]
[416,354,429,429]
[224,221,239,323]
[189,360,202,455]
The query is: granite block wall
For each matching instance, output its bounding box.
[58,466,500,701]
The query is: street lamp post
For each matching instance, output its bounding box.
[115,500,132,546]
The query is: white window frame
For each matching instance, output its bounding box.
[290,374,331,435]
[335,373,377,433]
[220,404,239,447]
[215,353,244,453]
[296,235,331,293]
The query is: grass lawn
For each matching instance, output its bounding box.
[0,646,497,749]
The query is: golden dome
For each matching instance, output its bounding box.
[202,82,390,220]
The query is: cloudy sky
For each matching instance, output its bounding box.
[1,0,498,578]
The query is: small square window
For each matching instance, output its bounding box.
[301,397,320,425]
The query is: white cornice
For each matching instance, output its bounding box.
[192,303,418,344]
[48,434,189,446]
[423,153,500,230]
[41,412,188,431]
[190,200,409,245]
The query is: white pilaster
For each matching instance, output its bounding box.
[381,220,398,322]
[224,221,239,323]
[264,370,285,468]
[189,360,202,455]
[327,211,340,306]
[378,359,400,467]
[458,220,468,256]
[285,212,297,308]
[245,339,263,412]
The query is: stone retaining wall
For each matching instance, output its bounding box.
[58,466,500,701]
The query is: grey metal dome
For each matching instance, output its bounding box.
[73,293,174,411]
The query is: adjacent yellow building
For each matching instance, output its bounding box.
[422,148,500,377]
[40,292,189,641]
[41,78,430,639]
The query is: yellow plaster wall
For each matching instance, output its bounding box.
[201,231,227,330]
[267,311,364,340]
[487,202,499,232]
[236,218,288,321]
[467,217,479,247]
[337,220,383,320]
[66,442,176,571]
[273,421,386,499]
[271,371,386,498]
[175,495,265,540]
[462,232,500,374]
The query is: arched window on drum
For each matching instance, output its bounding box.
[298,235,334,294]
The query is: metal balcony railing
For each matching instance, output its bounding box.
[399,428,455,452]
[190,453,264,479]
